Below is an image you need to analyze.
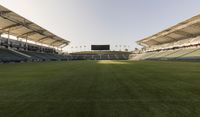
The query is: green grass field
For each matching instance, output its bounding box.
[0,60,200,117]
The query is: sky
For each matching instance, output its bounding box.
[0,0,200,52]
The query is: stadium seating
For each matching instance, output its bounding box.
[0,36,71,63]
[70,54,129,60]
[0,48,28,63]
[177,48,200,60]
[0,37,130,63]
[24,51,71,61]
[70,51,130,60]
[131,47,200,61]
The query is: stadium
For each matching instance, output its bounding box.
[1,1,200,117]
[130,14,200,61]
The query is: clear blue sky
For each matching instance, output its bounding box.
[0,0,200,52]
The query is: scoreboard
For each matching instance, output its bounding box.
[91,45,110,50]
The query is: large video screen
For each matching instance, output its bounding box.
[91,45,110,50]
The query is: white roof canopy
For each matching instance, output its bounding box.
[0,5,70,47]
[137,14,200,47]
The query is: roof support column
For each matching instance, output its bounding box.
[25,36,28,51]
[56,47,59,53]
[7,30,10,48]
[0,34,1,47]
